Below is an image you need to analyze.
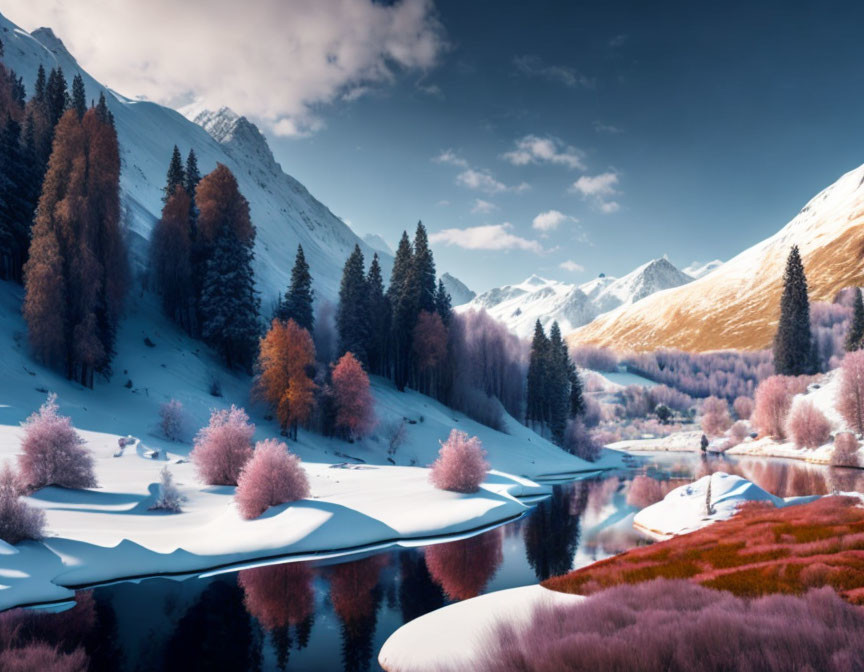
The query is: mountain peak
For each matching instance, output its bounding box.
[31,26,69,55]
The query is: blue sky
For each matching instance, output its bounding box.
[8,0,864,294]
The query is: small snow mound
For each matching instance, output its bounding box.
[0,540,20,556]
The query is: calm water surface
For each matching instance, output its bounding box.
[4,453,862,672]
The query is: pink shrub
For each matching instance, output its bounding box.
[626,475,665,509]
[0,463,45,544]
[159,399,187,442]
[733,395,754,420]
[752,375,794,439]
[569,345,618,372]
[564,419,601,462]
[700,396,732,437]
[190,405,254,486]
[234,439,309,519]
[725,420,751,449]
[18,394,96,491]
[0,643,88,672]
[648,385,693,413]
[430,430,489,493]
[480,580,864,672]
[837,350,864,434]
[786,400,831,449]
[832,432,860,467]
[331,352,376,439]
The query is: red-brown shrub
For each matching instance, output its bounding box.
[752,375,794,439]
[0,463,45,544]
[331,351,376,439]
[190,405,254,486]
[0,643,88,672]
[837,350,864,434]
[733,395,754,420]
[785,400,831,449]
[238,562,314,630]
[700,396,732,436]
[832,432,860,467]
[18,394,96,491]
[479,581,864,672]
[429,429,489,493]
[234,439,309,519]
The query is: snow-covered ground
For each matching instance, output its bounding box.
[378,584,583,672]
[633,472,817,540]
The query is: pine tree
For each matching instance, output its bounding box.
[846,288,864,352]
[413,221,437,313]
[184,149,201,197]
[773,246,814,376]
[33,65,46,103]
[365,253,390,376]
[336,245,370,364]
[526,321,550,427]
[71,74,86,119]
[44,67,69,129]
[547,322,570,445]
[163,145,186,203]
[150,186,194,330]
[276,245,315,332]
[388,232,418,390]
[568,360,585,418]
[435,279,452,325]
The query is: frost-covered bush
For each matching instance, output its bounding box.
[18,394,96,491]
[752,375,795,439]
[430,430,489,493]
[626,475,665,509]
[725,420,751,449]
[569,345,618,372]
[732,395,754,420]
[190,405,254,486]
[481,581,864,672]
[837,350,864,434]
[811,300,852,372]
[383,419,407,456]
[234,439,310,519]
[622,386,650,419]
[831,432,860,467]
[150,466,183,513]
[0,463,45,545]
[786,400,831,449]
[159,399,187,442]
[581,397,603,428]
[700,396,732,437]
[563,419,601,462]
[648,385,693,414]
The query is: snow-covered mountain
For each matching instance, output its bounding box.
[684,259,724,279]
[457,259,692,339]
[362,233,394,256]
[0,14,389,308]
[571,164,864,352]
[440,272,475,306]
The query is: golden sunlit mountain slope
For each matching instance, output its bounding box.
[569,164,864,352]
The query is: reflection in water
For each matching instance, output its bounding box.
[0,454,859,671]
[523,483,587,581]
[424,528,503,601]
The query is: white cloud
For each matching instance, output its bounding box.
[570,172,619,197]
[593,121,623,134]
[433,149,468,168]
[513,55,593,89]
[532,210,575,232]
[502,135,585,170]
[471,199,498,214]
[5,0,446,137]
[430,223,544,253]
[599,201,620,213]
[559,260,585,272]
[457,168,508,194]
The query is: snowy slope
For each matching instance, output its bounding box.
[0,15,389,307]
[458,259,692,339]
[440,272,476,306]
[683,259,724,279]
[572,163,864,352]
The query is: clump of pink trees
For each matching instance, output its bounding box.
[837,350,864,434]
[752,375,796,439]
[430,429,489,493]
[18,393,96,491]
[785,400,831,449]
[732,395,754,420]
[190,405,254,486]
[563,420,601,462]
[234,439,309,519]
[331,352,376,439]
[159,399,187,442]
[831,432,860,467]
[0,463,45,544]
[700,396,732,437]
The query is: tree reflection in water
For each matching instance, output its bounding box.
[424,527,503,601]
[523,482,588,581]
[399,551,445,622]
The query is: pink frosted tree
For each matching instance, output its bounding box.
[234,439,310,519]
[733,395,754,420]
[831,432,860,467]
[752,375,794,439]
[725,420,751,449]
[430,429,489,493]
[159,399,187,442]
[0,463,45,545]
[18,394,96,491]
[700,396,732,437]
[190,405,254,486]
[331,352,376,439]
[785,400,831,449]
[837,350,864,434]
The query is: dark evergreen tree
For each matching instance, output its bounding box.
[568,360,585,418]
[547,322,570,445]
[276,244,315,332]
[365,253,390,376]
[336,245,370,364]
[526,320,550,427]
[33,65,46,105]
[773,245,814,376]
[199,223,260,371]
[435,279,452,325]
[163,145,186,203]
[95,91,113,127]
[413,221,437,313]
[71,74,86,119]
[44,67,69,128]
[0,116,30,281]
[184,148,201,197]
[388,232,418,390]
[846,288,864,352]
